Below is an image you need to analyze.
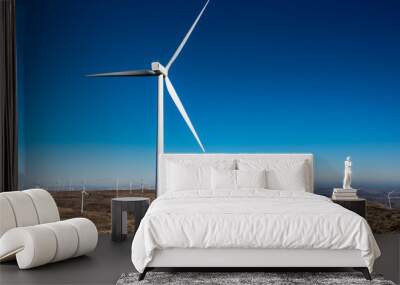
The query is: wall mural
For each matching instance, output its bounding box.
[16,0,400,233]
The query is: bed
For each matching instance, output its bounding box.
[131,154,380,280]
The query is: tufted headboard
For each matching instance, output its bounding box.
[158,153,314,196]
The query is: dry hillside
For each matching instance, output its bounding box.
[51,190,400,234]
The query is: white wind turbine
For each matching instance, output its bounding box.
[387,190,395,209]
[116,178,119,197]
[87,1,209,196]
[81,180,89,214]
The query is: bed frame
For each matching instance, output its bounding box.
[140,153,371,280]
[140,248,370,280]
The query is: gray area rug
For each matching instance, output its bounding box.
[116,272,395,285]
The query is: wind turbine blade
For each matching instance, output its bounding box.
[164,76,205,152]
[86,70,159,77]
[165,0,210,70]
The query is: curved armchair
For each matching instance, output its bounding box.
[0,189,98,269]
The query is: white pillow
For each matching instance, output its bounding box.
[167,162,211,191]
[211,168,236,190]
[238,159,307,191]
[165,158,236,170]
[236,169,267,189]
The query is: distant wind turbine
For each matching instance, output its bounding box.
[116,178,119,197]
[81,181,89,214]
[87,0,210,196]
[387,191,395,209]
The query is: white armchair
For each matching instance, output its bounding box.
[0,189,98,269]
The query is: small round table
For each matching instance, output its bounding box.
[111,197,150,242]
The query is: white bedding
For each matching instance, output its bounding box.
[131,190,380,273]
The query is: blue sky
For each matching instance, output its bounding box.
[17,0,400,190]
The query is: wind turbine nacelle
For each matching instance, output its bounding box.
[151,62,168,76]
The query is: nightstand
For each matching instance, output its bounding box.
[332,198,366,218]
[111,197,150,242]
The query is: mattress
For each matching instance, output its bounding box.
[131,190,380,273]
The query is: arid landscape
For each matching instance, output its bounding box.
[51,190,400,234]
[366,201,400,233]
[52,190,156,234]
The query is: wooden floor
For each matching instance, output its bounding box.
[1,234,399,285]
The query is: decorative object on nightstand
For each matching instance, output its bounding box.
[111,197,150,242]
[332,156,359,200]
[332,198,366,218]
[332,156,366,218]
[343,156,353,190]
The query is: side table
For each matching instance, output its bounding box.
[111,197,150,242]
[332,198,366,218]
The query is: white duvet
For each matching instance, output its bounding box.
[131,190,380,273]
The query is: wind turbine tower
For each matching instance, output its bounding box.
[87,1,210,196]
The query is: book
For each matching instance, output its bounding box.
[333,193,358,197]
[333,188,358,193]
[332,196,360,201]
[332,188,359,200]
